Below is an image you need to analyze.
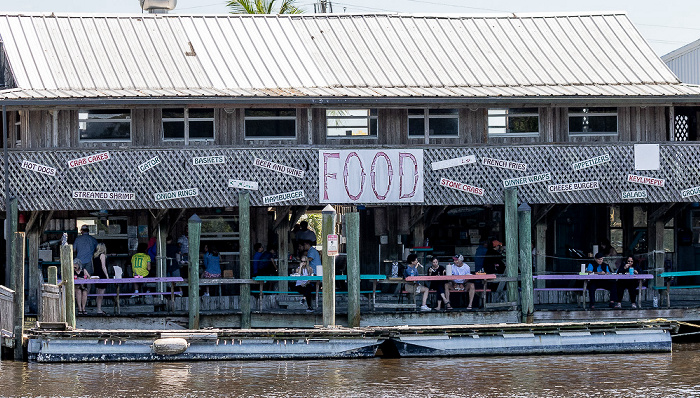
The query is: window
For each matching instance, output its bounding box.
[244,109,296,139]
[13,111,21,147]
[408,109,459,137]
[326,109,377,137]
[79,109,131,141]
[163,108,215,141]
[569,107,617,135]
[488,108,539,136]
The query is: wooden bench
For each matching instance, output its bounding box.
[534,287,647,306]
[405,274,497,309]
[74,277,184,314]
[655,271,700,308]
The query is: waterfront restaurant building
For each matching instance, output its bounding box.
[1,11,700,315]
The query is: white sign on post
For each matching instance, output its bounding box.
[327,234,339,257]
[228,179,259,190]
[319,149,423,203]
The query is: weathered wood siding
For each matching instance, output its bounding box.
[39,284,62,323]
[0,285,13,336]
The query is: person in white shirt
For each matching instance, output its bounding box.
[447,254,476,309]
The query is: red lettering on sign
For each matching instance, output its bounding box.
[343,151,366,201]
[322,152,340,200]
[399,152,418,199]
[370,152,392,200]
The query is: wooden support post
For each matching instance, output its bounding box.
[187,214,202,330]
[47,266,57,285]
[7,197,17,288]
[157,222,167,294]
[60,244,75,328]
[654,219,665,290]
[504,188,519,304]
[27,229,40,314]
[276,207,289,293]
[518,203,534,323]
[536,220,547,289]
[346,212,361,328]
[12,231,25,360]
[239,192,251,329]
[321,205,337,328]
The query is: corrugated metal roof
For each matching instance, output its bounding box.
[662,38,700,85]
[0,12,690,100]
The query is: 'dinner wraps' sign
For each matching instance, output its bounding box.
[319,149,424,203]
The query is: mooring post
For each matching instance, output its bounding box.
[321,205,337,328]
[27,228,40,314]
[47,266,57,285]
[346,212,361,328]
[505,188,519,304]
[518,203,534,323]
[12,231,25,360]
[188,214,202,330]
[60,245,75,329]
[7,197,17,289]
[239,192,251,329]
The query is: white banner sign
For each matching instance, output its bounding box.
[627,174,665,187]
[503,173,551,188]
[254,157,304,178]
[320,149,423,203]
[622,190,648,200]
[681,186,700,198]
[193,155,225,166]
[154,188,199,202]
[439,177,484,196]
[547,181,599,193]
[431,155,476,171]
[73,190,135,201]
[263,190,305,205]
[67,152,110,168]
[482,157,527,171]
[138,156,161,173]
[228,179,259,191]
[21,160,57,176]
[572,154,610,171]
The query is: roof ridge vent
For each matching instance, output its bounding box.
[140,0,177,14]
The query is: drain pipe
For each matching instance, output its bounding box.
[3,104,8,287]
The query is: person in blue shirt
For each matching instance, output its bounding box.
[404,253,430,311]
[473,240,488,273]
[586,252,619,309]
[303,240,322,275]
[73,225,98,274]
[202,246,221,297]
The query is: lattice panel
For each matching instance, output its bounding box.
[3,144,700,211]
[675,114,689,141]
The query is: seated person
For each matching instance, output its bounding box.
[404,254,431,311]
[617,255,640,308]
[202,246,222,297]
[131,243,151,296]
[293,256,315,312]
[586,252,619,309]
[447,254,476,309]
[427,257,451,310]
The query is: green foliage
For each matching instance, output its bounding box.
[304,213,322,240]
[227,0,304,14]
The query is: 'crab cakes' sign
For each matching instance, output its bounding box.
[68,152,110,168]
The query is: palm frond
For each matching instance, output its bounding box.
[227,0,257,14]
[227,0,304,14]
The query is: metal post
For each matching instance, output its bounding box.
[239,192,251,329]
[346,212,361,327]
[188,214,201,330]
[504,188,519,304]
[518,203,534,323]
[321,205,337,327]
[60,244,75,328]
[12,231,25,360]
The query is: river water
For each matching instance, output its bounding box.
[2,344,700,397]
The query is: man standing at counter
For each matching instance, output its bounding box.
[74,225,98,274]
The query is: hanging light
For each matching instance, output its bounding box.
[18,213,26,224]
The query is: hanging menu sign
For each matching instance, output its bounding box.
[572,154,611,171]
[193,156,225,166]
[431,155,476,171]
[228,179,259,190]
[72,191,135,201]
[138,156,161,173]
[503,173,551,188]
[263,190,305,205]
[67,152,110,168]
[254,157,304,178]
[482,157,527,171]
[627,174,665,187]
[21,160,57,176]
[547,181,599,193]
[439,177,484,196]
[681,186,700,198]
[622,190,648,200]
[154,188,199,201]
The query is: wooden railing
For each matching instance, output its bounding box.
[0,285,14,342]
[39,284,63,323]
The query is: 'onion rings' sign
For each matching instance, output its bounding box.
[320,149,423,203]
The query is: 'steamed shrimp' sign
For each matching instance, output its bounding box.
[319,149,423,203]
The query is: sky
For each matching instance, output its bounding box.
[0,0,697,56]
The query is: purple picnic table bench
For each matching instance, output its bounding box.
[533,274,653,308]
[74,277,184,314]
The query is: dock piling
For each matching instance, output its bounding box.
[346,212,360,328]
[322,205,337,327]
[518,203,534,323]
[60,245,75,329]
[239,192,251,329]
[12,231,25,360]
[505,188,519,304]
[188,214,202,330]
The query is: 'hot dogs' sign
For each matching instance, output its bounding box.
[319,149,423,203]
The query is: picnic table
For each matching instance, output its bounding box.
[655,271,700,308]
[533,274,653,308]
[253,274,386,311]
[176,278,258,297]
[405,274,497,308]
[74,277,184,314]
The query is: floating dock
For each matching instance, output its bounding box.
[26,320,674,362]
